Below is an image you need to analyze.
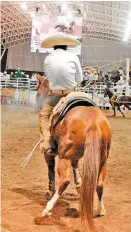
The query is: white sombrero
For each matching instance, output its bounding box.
[41,32,80,48]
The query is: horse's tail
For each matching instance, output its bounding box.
[80,122,101,232]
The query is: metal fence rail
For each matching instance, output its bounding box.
[0,78,37,90]
[1,78,131,109]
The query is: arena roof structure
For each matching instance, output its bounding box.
[1,0,131,51]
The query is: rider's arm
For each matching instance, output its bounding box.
[44,56,50,80]
[74,55,83,84]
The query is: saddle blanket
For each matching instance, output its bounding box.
[50,91,97,128]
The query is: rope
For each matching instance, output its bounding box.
[77,80,93,90]
[111,100,131,104]
[82,80,94,89]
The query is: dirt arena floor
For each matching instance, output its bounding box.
[1,105,131,232]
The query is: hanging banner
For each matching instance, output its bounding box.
[1,88,16,98]
[31,12,83,55]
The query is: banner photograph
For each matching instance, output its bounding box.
[31,13,82,55]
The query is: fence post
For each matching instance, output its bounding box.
[28,79,31,105]
[5,78,7,88]
[17,78,19,90]
[28,78,30,90]
[100,84,101,95]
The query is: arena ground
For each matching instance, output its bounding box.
[1,105,131,232]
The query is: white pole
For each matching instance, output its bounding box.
[126,58,130,95]
[0,48,6,61]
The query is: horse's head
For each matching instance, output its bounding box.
[36,74,49,98]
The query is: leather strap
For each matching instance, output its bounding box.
[49,87,77,96]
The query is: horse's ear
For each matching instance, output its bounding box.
[35,73,44,82]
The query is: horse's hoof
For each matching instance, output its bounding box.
[97,209,106,217]
[97,210,106,217]
[97,201,106,217]
[42,209,52,218]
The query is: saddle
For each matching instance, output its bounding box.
[51,91,97,128]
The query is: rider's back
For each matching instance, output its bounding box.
[44,49,82,90]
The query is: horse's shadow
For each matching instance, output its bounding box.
[11,187,79,219]
[12,187,48,206]
[11,187,101,227]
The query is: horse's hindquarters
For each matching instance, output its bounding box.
[54,106,111,160]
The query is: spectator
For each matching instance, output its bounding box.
[31,73,37,81]
[3,71,7,76]
[104,74,112,87]
[99,71,104,82]
[83,71,88,81]
[107,70,112,80]
[114,70,121,83]
[93,71,98,83]
[10,72,14,79]
[16,68,22,78]
[86,70,94,81]
[117,67,124,76]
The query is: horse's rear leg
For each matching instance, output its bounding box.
[117,106,125,117]
[125,104,131,110]
[72,161,81,193]
[44,154,55,198]
[42,158,71,217]
[113,107,116,116]
[96,162,107,216]
[112,106,116,116]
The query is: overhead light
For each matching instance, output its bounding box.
[123,10,131,42]
[20,3,28,10]
[42,3,46,9]
[61,3,68,11]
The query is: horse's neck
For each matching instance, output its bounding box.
[38,79,49,97]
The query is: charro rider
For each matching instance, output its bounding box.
[39,32,83,155]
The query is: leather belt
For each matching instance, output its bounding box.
[49,87,77,96]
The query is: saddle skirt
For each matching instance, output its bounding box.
[50,91,97,128]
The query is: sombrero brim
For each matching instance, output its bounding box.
[41,33,81,48]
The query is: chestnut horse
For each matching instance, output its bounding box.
[36,75,112,232]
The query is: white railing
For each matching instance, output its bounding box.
[0,78,37,90]
[1,78,131,108]
[0,78,115,91]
